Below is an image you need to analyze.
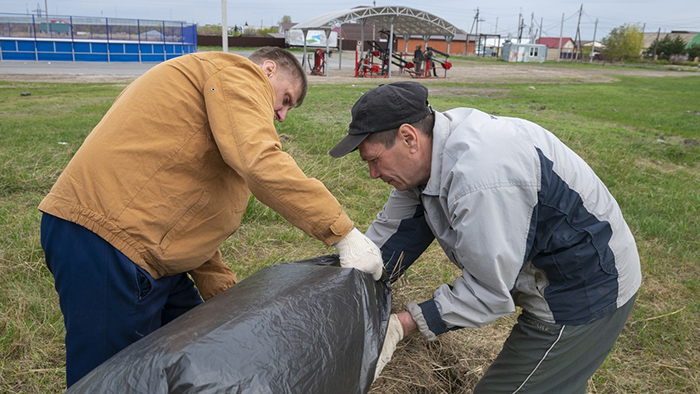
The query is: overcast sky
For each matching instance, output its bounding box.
[2,0,698,41]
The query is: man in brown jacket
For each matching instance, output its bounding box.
[39,47,383,387]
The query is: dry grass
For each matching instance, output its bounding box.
[368,246,512,394]
[1,62,699,393]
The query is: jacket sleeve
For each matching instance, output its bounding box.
[413,181,538,339]
[202,62,353,246]
[188,249,237,300]
[366,188,435,282]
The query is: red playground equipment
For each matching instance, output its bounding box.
[405,47,452,79]
[355,40,389,78]
[308,48,331,76]
[355,41,451,79]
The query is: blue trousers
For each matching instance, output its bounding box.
[41,213,203,387]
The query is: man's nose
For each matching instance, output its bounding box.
[276,108,288,122]
[368,163,380,179]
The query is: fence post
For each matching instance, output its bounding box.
[32,15,38,61]
[106,18,111,62]
[162,21,166,61]
[70,16,75,61]
[137,19,142,63]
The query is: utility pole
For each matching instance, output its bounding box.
[653,28,661,59]
[589,18,598,63]
[529,12,534,42]
[475,8,485,56]
[558,13,564,62]
[468,11,476,35]
[517,9,523,43]
[640,23,646,60]
[573,4,583,61]
[221,0,228,52]
[539,17,543,41]
[468,8,479,55]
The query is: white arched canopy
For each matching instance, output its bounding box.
[292,6,462,77]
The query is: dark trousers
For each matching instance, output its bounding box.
[41,213,203,387]
[474,295,636,393]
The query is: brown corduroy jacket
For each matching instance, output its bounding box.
[38,52,353,299]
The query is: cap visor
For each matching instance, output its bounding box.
[328,133,369,158]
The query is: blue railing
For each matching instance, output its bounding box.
[0,13,197,62]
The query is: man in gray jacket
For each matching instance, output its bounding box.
[329,82,641,393]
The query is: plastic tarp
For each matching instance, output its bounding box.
[65,255,391,394]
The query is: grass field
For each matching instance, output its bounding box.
[1,64,699,393]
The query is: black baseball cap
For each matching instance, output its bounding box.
[328,81,432,158]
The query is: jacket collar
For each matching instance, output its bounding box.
[421,111,450,197]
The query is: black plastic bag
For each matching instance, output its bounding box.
[66,255,391,394]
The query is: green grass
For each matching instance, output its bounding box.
[1,69,699,393]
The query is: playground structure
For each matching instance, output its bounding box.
[410,46,452,78]
[355,33,451,78]
[292,6,461,79]
[307,48,332,76]
[355,40,389,78]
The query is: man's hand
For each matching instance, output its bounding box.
[374,314,404,381]
[334,228,383,280]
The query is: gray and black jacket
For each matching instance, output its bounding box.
[366,108,642,340]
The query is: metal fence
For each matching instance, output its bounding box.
[0,13,197,62]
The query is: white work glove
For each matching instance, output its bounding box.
[335,228,384,281]
[374,314,404,381]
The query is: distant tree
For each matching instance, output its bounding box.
[601,23,643,62]
[648,35,688,60]
[279,15,292,24]
[243,27,279,37]
[197,24,222,36]
[687,43,700,61]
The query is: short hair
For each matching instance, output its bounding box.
[248,47,307,107]
[365,113,435,149]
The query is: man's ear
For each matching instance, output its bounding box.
[261,60,277,78]
[399,125,420,151]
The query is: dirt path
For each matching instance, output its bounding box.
[307,61,700,85]
[1,56,697,84]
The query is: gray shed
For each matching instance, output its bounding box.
[502,42,547,63]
